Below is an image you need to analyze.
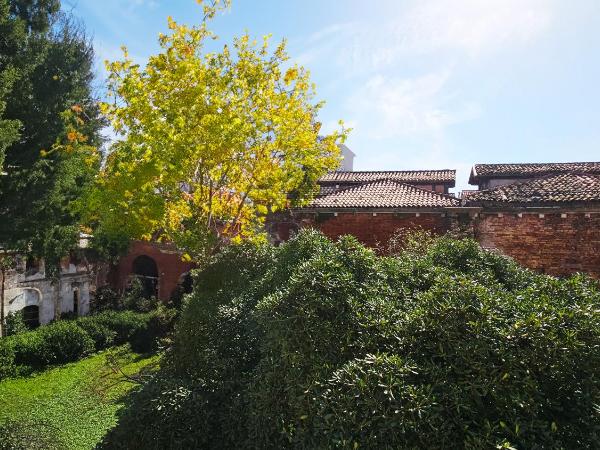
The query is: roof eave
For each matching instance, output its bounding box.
[464,201,600,210]
[296,206,459,214]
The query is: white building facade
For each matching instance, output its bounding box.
[2,256,91,326]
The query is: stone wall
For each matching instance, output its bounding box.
[474,211,600,278]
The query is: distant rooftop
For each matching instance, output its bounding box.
[464,173,600,207]
[469,162,600,184]
[308,180,460,210]
[320,170,456,186]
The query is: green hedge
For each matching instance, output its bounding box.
[101,230,600,449]
[0,307,176,380]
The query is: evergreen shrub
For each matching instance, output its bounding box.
[101,230,600,449]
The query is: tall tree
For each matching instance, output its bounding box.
[88,1,347,260]
[0,0,57,168]
[0,1,102,316]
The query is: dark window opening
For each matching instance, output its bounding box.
[131,255,159,298]
[22,305,40,329]
[73,290,79,316]
[25,257,40,277]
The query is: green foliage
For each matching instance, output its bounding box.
[89,2,347,259]
[3,310,28,336]
[76,315,117,350]
[130,306,177,353]
[10,320,94,368]
[0,346,159,450]
[103,230,600,449]
[92,285,123,312]
[93,280,163,314]
[0,2,104,273]
[0,309,175,380]
[122,278,160,312]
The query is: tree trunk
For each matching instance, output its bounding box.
[54,278,61,321]
[1,267,5,338]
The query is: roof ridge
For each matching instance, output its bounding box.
[328,169,456,173]
[321,178,452,196]
[475,161,600,167]
[464,172,600,206]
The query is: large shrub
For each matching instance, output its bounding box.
[102,230,600,449]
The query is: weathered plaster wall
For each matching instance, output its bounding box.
[2,257,92,325]
[474,211,600,278]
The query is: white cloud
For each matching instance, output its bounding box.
[401,0,553,56]
[299,0,554,72]
[346,71,481,138]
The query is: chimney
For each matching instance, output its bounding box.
[338,144,355,171]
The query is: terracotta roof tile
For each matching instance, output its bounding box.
[320,170,456,185]
[308,180,460,209]
[469,162,600,184]
[464,173,600,206]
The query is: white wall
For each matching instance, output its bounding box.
[2,256,92,326]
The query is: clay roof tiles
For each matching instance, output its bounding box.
[469,162,600,184]
[319,170,456,185]
[464,173,600,206]
[309,180,460,209]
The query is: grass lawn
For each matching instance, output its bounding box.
[0,345,159,450]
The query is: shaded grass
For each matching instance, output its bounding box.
[0,345,159,449]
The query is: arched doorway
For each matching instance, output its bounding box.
[131,255,159,298]
[22,305,40,329]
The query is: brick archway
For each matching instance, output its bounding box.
[108,241,195,301]
[131,255,159,298]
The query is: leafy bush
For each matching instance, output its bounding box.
[122,278,160,312]
[92,286,123,312]
[76,316,117,350]
[0,309,175,380]
[11,321,94,368]
[130,306,178,353]
[4,311,29,336]
[0,343,16,380]
[92,280,160,314]
[87,310,150,345]
[101,230,600,449]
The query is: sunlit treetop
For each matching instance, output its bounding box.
[88,0,348,260]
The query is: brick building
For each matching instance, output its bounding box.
[107,240,194,301]
[110,160,600,303]
[464,165,600,278]
[271,161,600,279]
[269,172,461,247]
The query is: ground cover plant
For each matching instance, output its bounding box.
[102,230,600,449]
[0,345,158,450]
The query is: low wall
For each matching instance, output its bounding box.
[474,211,600,278]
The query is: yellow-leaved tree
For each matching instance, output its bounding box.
[88,1,347,259]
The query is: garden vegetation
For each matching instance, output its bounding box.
[101,230,600,449]
[0,307,175,380]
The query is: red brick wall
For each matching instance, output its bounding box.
[108,241,195,301]
[474,212,600,278]
[300,212,451,249]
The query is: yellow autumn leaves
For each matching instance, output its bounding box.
[86,1,347,259]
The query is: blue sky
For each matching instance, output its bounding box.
[69,0,600,191]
